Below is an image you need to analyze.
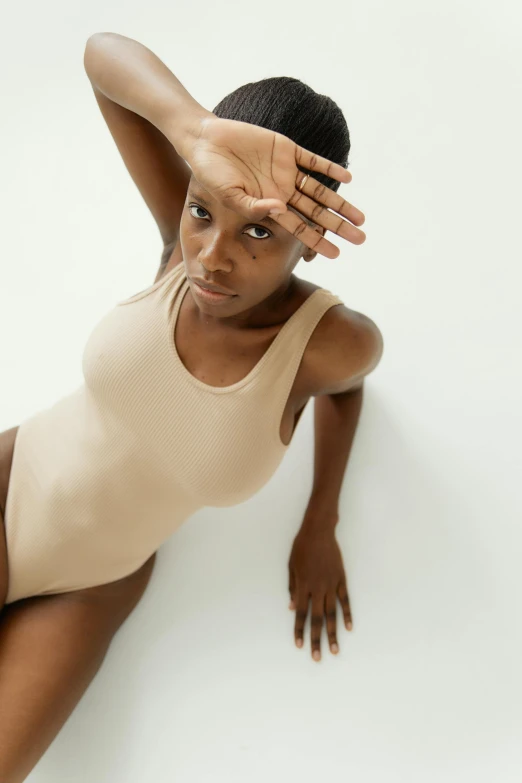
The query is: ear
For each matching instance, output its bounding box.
[302,226,326,263]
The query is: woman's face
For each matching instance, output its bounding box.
[178,176,324,322]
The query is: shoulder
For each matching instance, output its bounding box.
[156,237,183,280]
[305,292,384,396]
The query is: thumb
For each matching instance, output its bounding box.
[220,187,288,219]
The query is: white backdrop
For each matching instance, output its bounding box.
[1,1,521,781]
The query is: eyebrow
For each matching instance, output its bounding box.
[188,190,279,228]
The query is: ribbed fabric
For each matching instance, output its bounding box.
[3,264,343,604]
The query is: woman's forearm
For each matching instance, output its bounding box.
[83,32,212,159]
[301,387,364,534]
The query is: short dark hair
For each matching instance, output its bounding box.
[212,76,350,194]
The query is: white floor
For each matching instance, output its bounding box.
[1,1,521,781]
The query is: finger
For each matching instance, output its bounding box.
[295,146,352,186]
[288,568,296,610]
[269,209,342,260]
[310,594,325,662]
[289,190,366,248]
[337,581,353,630]
[325,592,339,654]
[292,173,366,235]
[294,590,309,649]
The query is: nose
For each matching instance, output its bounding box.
[198,239,234,274]
[199,256,230,273]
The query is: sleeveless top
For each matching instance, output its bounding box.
[3,263,343,604]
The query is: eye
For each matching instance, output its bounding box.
[188,204,209,220]
[187,204,271,240]
[244,226,271,240]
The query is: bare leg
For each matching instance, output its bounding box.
[0,553,156,783]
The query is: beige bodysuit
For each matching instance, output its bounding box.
[3,263,343,604]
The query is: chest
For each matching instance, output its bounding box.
[175,295,315,447]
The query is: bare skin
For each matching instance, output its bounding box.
[0,427,157,782]
[0,38,375,778]
[161,235,328,445]
[0,236,350,780]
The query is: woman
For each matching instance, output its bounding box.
[0,32,382,780]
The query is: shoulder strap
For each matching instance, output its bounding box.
[255,286,344,419]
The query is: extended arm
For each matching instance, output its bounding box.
[301,386,364,534]
[300,309,383,532]
[287,315,382,659]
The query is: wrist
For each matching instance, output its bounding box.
[161,103,215,161]
[300,500,339,536]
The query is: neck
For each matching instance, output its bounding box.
[188,274,299,333]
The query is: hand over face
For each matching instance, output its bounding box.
[288,526,352,661]
[186,116,366,260]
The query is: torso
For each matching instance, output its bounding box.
[163,239,329,448]
[0,242,344,527]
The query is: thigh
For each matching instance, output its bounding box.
[0,551,157,689]
[0,551,156,782]
[22,550,158,630]
[65,551,158,627]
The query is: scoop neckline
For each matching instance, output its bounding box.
[166,272,324,395]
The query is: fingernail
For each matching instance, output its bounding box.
[331,643,339,653]
[347,622,353,630]
[313,650,321,661]
[296,638,303,648]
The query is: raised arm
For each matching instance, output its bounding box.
[83,32,211,251]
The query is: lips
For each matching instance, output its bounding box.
[191,277,236,296]
[192,282,236,304]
